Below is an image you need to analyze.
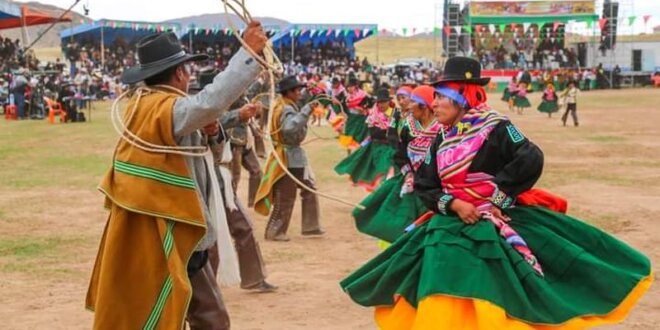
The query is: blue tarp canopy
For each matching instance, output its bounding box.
[272,23,377,50]
[59,19,181,45]
[0,0,19,20]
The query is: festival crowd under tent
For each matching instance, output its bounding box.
[272,24,378,60]
[59,19,181,65]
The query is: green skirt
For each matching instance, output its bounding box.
[353,173,428,243]
[537,100,559,113]
[501,88,512,102]
[343,112,369,144]
[514,95,531,108]
[335,142,395,185]
[341,206,651,325]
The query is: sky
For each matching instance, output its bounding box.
[14,0,660,33]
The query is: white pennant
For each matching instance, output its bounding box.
[363,28,371,37]
[335,29,342,37]
[455,26,462,34]
[523,23,531,32]
[551,37,555,42]
[309,29,316,37]
[488,24,495,34]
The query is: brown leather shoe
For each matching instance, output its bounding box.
[265,234,290,242]
[244,281,278,293]
[302,229,325,236]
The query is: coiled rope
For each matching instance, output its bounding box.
[222,0,364,210]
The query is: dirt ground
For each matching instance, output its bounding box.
[0,88,658,329]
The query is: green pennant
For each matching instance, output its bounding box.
[586,19,594,29]
[433,26,441,36]
[402,27,408,36]
[628,16,637,26]
[499,23,506,32]
[465,25,472,33]
[372,27,378,36]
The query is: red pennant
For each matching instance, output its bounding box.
[598,18,608,30]
[444,25,452,36]
[510,23,517,30]
[354,29,361,37]
[475,24,481,32]
[552,22,561,32]
[643,15,651,25]
[412,27,417,35]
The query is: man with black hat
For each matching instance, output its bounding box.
[254,75,324,241]
[86,22,267,330]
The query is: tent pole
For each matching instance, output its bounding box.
[291,35,295,65]
[20,6,27,47]
[24,0,81,52]
[101,26,105,69]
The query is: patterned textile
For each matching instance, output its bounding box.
[436,108,543,275]
[365,105,393,130]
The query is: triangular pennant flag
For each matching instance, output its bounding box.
[206,28,211,36]
[510,23,517,30]
[433,26,441,36]
[444,25,451,36]
[499,24,506,33]
[553,22,561,32]
[598,18,608,30]
[326,28,333,36]
[335,29,342,37]
[523,23,531,32]
[364,28,371,37]
[488,24,495,34]
[402,27,408,36]
[412,27,417,35]
[643,15,651,25]
[628,16,637,26]
[354,29,361,38]
[465,25,472,34]
[455,26,462,35]
[299,29,306,36]
[586,19,594,29]
[309,29,316,37]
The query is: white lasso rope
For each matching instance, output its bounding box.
[222,0,364,210]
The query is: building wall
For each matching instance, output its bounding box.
[581,41,660,72]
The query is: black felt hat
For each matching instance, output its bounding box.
[375,87,391,102]
[432,56,490,86]
[121,32,208,84]
[277,75,306,93]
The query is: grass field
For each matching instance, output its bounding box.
[0,88,658,329]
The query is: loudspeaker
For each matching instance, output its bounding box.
[600,1,619,50]
[577,43,587,67]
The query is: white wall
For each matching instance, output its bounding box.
[583,41,660,72]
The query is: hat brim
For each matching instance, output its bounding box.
[277,83,306,93]
[376,96,392,102]
[431,77,491,86]
[121,53,209,85]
